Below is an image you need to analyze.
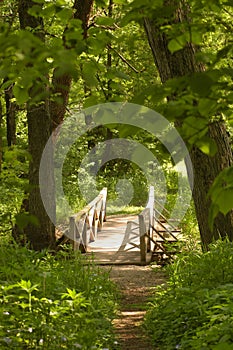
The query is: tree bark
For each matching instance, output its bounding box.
[26,103,56,250]
[18,0,56,250]
[143,4,233,249]
[17,0,94,249]
[73,0,93,39]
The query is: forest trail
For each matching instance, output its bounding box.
[101,265,166,350]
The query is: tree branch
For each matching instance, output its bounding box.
[107,44,140,73]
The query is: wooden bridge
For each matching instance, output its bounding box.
[68,187,182,265]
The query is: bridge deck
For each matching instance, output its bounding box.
[86,215,152,265]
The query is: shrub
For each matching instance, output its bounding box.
[145,240,233,349]
[0,245,117,349]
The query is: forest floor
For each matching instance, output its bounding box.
[101,265,166,350]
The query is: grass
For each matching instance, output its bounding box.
[107,205,144,216]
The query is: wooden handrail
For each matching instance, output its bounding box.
[69,188,107,252]
[139,185,181,264]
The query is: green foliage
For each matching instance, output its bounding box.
[0,0,232,250]
[123,0,233,155]
[209,166,233,228]
[0,245,117,349]
[61,120,172,212]
[0,146,29,236]
[15,213,39,232]
[145,240,233,349]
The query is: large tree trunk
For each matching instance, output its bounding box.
[26,103,55,250]
[18,0,56,250]
[191,123,233,246]
[17,0,94,249]
[143,6,233,249]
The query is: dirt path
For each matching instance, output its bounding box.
[102,265,166,350]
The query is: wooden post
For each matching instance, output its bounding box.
[138,187,155,264]
[70,216,79,251]
[88,208,95,241]
[147,186,154,252]
[96,199,102,233]
[82,217,89,249]
[139,213,147,265]
[100,187,107,222]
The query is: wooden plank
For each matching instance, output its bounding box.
[118,221,139,252]
[85,251,152,265]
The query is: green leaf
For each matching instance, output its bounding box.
[190,29,203,45]
[216,189,233,216]
[196,136,217,156]
[15,213,40,231]
[17,280,39,295]
[182,116,208,143]
[209,167,233,225]
[95,0,108,6]
[82,60,99,87]
[83,95,100,108]
[27,5,42,18]
[189,73,214,97]
[168,33,189,53]
[56,8,73,21]
[13,84,29,105]
[212,343,233,350]
[118,124,140,138]
[198,98,217,117]
[96,17,115,26]
[42,3,56,18]
[168,39,184,53]
[209,167,233,200]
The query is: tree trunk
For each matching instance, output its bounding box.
[17,0,94,249]
[191,122,233,246]
[18,0,56,250]
[50,0,94,131]
[26,103,56,250]
[143,6,233,249]
[73,0,93,39]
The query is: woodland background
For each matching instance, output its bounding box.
[0,1,233,349]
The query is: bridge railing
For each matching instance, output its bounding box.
[139,186,154,264]
[69,188,107,252]
[139,186,181,264]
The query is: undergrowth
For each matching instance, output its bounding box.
[145,240,233,350]
[0,244,118,349]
